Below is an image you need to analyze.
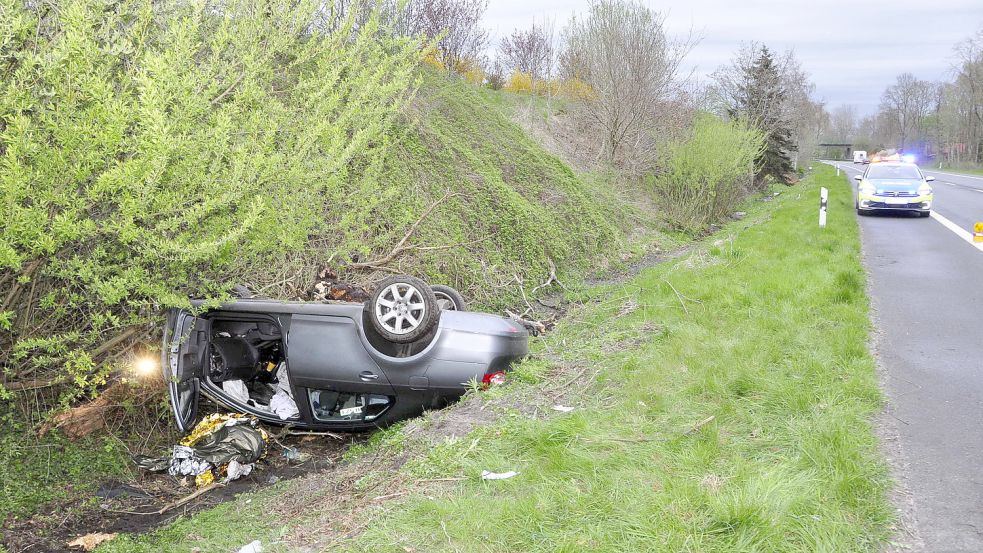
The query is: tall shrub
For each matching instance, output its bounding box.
[0,0,421,407]
[650,115,764,233]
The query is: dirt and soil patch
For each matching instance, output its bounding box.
[1,424,363,553]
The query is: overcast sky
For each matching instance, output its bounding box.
[484,0,983,115]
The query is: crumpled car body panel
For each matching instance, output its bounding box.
[164,299,528,432]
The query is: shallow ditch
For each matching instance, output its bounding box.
[2,415,366,553]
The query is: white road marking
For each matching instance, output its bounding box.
[930,211,983,252]
[924,170,983,181]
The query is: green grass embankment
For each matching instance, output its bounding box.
[352,164,892,551]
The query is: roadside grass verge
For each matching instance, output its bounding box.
[920,162,983,177]
[350,164,892,551]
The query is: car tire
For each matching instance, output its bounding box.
[920,211,931,218]
[431,285,467,311]
[368,275,439,344]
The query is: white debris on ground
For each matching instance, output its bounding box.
[236,540,263,553]
[552,405,575,413]
[481,470,519,480]
[224,459,253,483]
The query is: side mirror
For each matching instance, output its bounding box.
[854,175,863,181]
[925,176,935,182]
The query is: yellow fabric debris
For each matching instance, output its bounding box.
[180,413,252,447]
[196,469,215,487]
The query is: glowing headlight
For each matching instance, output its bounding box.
[859,182,875,195]
[918,184,932,196]
[134,356,159,377]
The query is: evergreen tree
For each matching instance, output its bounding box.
[728,46,796,184]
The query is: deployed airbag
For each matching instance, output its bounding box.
[270,363,299,420]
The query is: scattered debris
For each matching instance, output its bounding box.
[504,309,556,336]
[225,459,253,483]
[731,211,747,220]
[282,446,310,463]
[67,532,118,551]
[133,414,268,487]
[237,540,264,553]
[312,267,371,303]
[481,470,519,480]
[552,405,575,413]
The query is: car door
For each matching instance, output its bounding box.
[285,314,396,422]
[162,308,210,432]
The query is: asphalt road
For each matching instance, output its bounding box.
[827,161,983,552]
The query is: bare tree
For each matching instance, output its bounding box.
[399,0,489,71]
[498,22,554,81]
[827,105,858,143]
[780,52,825,168]
[879,73,934,150]
[559,1,695,166]
[952,26,983,162]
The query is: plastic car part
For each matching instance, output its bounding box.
[431,284,467,311]
[482,371,506,386]
[368,275,439,344]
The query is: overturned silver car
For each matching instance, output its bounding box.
[163,276,529,432]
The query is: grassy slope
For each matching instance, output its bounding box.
[97,166,892,551]
[351,165,892,551]
[342,72,654,309]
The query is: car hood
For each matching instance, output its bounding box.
[866,179,922,192]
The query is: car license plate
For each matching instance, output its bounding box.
[886,198,908,205]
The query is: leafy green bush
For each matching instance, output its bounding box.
[0,0,421,407]
[649,115,764,233]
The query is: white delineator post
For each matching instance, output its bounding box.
[820,187,828,228]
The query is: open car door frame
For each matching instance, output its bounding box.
[162,309,210,432]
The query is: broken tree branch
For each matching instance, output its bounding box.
[531,259,567,294]
[683,415,715,436]
[108,482,225,516]
[348,191,459,270]
[661,277,701,315]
